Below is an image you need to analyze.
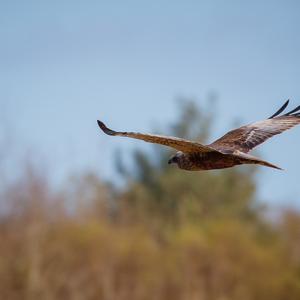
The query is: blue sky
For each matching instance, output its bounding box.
[1,1,300,207]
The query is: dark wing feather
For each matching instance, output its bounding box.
[210,102,300,154]
[97,120,217,153]
[268,100,290,119]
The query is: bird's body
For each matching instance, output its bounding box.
[168,151,238,170]
[97,100,300,171]
[168,151,280,171]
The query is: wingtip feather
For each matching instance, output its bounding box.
[284,105,300,116]
[97,120,117,136]
[269,99,290,119]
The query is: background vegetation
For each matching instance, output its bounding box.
[0,101,299,300]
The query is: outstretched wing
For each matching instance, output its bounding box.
[210,100,300,154]
[97,120,217,153]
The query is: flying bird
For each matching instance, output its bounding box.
[97,100,300,171]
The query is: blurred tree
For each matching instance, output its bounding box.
[117,99,259,226]
[0,98,299,300]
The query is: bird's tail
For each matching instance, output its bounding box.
[257,160,283,171]
[234,151,283,171]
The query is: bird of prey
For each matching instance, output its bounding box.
[97,100,300,171]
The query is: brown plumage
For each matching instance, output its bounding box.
[97,100,300,171]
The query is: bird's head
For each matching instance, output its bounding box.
[168,152,184,166]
